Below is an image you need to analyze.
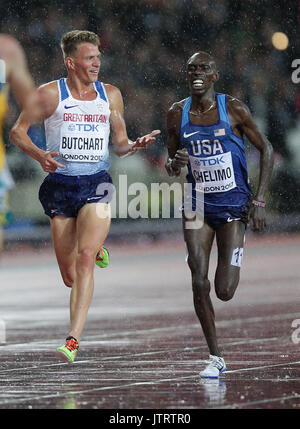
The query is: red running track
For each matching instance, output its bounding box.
[0,232,300,410]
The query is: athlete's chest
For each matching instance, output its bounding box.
[57,97,110,128]
[181,120,233,157]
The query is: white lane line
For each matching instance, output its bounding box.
[225,360,300,375]
[2,307,298,349]
[216,393,300,409]
[0,337,280,374]
[1,310,298,342]
[0,374,198,406]
[1,360,300,407]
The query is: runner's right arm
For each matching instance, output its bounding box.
[9,83,66,173]
[166,103,189,176]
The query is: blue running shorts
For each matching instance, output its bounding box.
[182,202,250,230]
[39,170,114,219]
[204,203,250,230]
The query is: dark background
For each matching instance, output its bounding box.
[1,0,299,225]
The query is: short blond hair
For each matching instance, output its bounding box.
[61,30,100,58]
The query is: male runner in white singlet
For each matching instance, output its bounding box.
[10,30,160,363]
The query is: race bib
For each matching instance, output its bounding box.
[59,124,107,163]
[189,152,237,193]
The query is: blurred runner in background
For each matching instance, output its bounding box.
[0,34,34,256]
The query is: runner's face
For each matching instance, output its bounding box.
[187,54,218,95]
[71,43,101,83]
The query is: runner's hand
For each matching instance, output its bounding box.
[132,129,161,152]
[40,151,65,173]
[172,148,189,170]
[249,206,266,231]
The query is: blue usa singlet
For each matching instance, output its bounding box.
[180,93,251,207]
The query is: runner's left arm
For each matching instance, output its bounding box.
[229,99,274,231]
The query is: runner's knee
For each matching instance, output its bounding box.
[61,271,75,288]
[216,288,234,301]
[76,248,96,273]
[215,280,238,301]
[215,266,240,301]
[192,275,211,299]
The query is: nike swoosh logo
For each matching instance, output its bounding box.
[183,131,199,138]
[64,105,79,109]
[227,217,241,223]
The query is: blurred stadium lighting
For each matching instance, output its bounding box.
[272,31,289,50]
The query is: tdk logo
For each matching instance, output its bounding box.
[194,155,225,167]
[68,124,100,132]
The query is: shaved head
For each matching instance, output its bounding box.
[187,51,218,72]
[186,51,219,95]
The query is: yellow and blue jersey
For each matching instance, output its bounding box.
[0,82,8,171]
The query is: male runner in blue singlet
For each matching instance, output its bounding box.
[10,30,160,363]
[165,52,273,378]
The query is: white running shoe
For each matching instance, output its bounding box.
[200,354,226,378]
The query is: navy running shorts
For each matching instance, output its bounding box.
[204,203,250,230]
[39,170,114,219]
[182,202,250,230]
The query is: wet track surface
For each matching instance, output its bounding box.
[0,233,300,410]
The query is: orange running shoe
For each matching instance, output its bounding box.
[95,246,109,268]
[56,337,79,364]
